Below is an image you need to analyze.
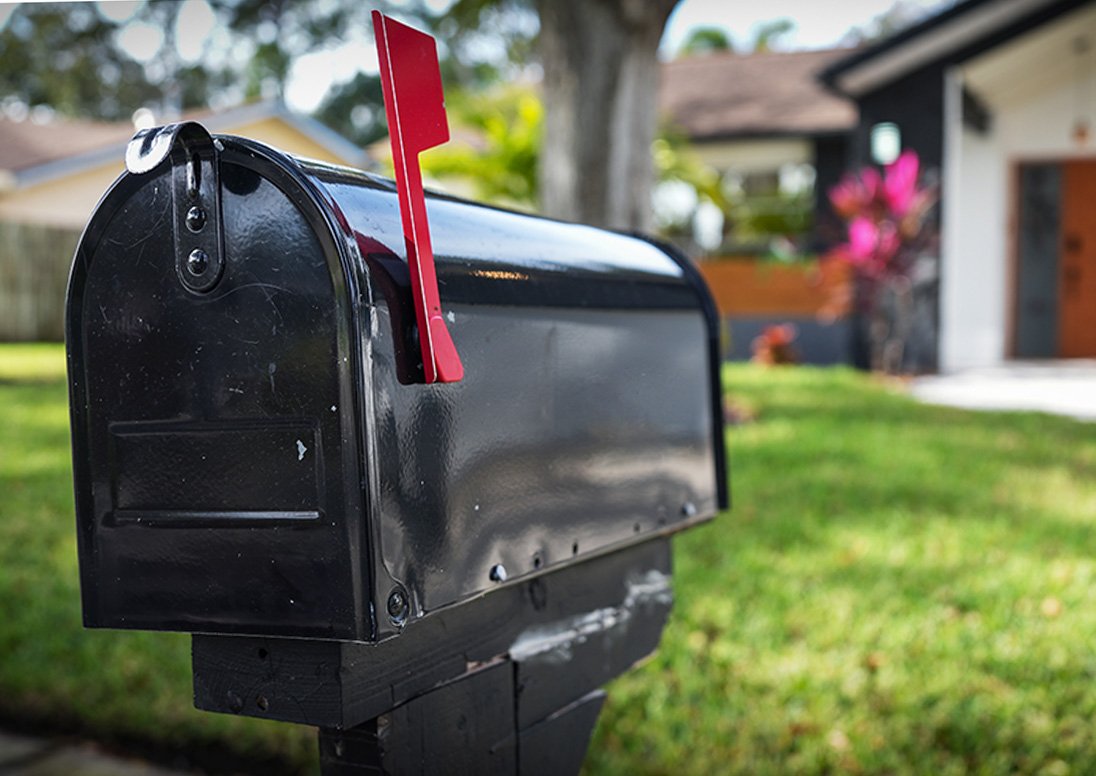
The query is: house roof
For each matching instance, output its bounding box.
[0,100,369,190]
[820,0,1090,97]
[659,48,858,142]
[0,116,131,174]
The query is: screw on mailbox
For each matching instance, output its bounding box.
[185,206,206,233]
[386,589,408,621]
[186,248,209,277]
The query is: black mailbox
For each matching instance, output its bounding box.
[68,121,726,640]
[66,121,727,771]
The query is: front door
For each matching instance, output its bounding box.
[1015,164,1060,359]
[1014,159,1096,359]
[1060,159,1096,357]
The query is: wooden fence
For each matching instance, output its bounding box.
[697,257,855,364]
[697,257,851,319]
[0,221,80,341]
[0,236,855,344]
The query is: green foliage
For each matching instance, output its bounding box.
[315,72,387,147]
[178,63,237,112]
[654,127,725,210]
[430,0,539,90]
[245,40,292,100]
[222,0,352,100]
[750,18,796,53]
[0,0,503,124]
[652,125,727,239]
[678,27,733,57]
[310,0,540,159]
[0,3,159,120]
[0,344,316,774]
[727,191,815,247]
[419,85,542,209]
[8,349,1095,774]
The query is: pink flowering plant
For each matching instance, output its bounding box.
[826,150,937,373]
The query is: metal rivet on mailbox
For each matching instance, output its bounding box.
[386,589,408,621]
[185,206,206,233]
[489,564,507,583]
[186,248,209,277]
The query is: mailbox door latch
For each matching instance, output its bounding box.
[126,122,225,295]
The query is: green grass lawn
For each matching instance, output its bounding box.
[3,344,1096,774]
[0,344,316,772]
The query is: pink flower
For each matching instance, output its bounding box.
[883,150,919,217]
[829,174,864,220]
[829,167,883,220]
[859,167,882,203]
[827,150,934,282]
[847,217,878,263]
[876,222,900,264]
[836,217,900,276]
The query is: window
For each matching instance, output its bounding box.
[871,122,901,165]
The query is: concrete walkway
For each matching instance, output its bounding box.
[0,731,194,776]
[910,360,1096,422]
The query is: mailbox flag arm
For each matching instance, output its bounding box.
[372,11,464,384]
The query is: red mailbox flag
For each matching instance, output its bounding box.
[372,10,464,384]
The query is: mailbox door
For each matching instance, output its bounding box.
[68,146,371,640]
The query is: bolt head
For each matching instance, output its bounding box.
[489,564,508,583]
[186,248,209,276]
[185,206,206,232]
[386,589,408,620]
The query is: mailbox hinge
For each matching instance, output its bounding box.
[126,122,225,294]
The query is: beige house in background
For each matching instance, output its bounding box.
[0,100,368,340]
[659,48,857,253]
[0,99,369,229]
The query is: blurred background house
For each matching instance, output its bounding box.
[659,48,858,364]
[0,99,366,340]
[2,0,1094,373]
[660,48,857,256]
[823,0,1096,372]
[0,100,365,229]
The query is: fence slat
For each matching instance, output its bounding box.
[0,221,80,341]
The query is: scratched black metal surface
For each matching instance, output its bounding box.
[306,149,722,635]
[193,538,673,729]
[66,129,724,642]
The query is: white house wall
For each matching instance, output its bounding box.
[694,138,812,173]
[941,28,1096,372]
[942,81,1008,372]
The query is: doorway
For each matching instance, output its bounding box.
[1014,159,1096,358]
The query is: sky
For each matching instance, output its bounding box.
[282,0,950,113]
[75,0,950,115]
[663,0,945,54]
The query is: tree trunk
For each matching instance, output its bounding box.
[536,0,679,232]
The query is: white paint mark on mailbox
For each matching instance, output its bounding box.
[509,569,672,664]
[296,439,307,461]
